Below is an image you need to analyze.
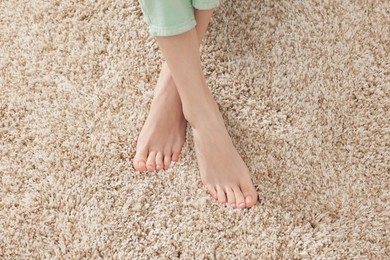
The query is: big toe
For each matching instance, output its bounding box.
[241,184,258,208]
[133,156,147,172]
[205,184,218,200]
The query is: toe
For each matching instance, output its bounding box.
[225,187,236,208]
[205,184,217,200]
[216,186,227,205]
[171,151,180,163]
[146,151,157,171]
[163,148,172,170]
[233,186,246,209]
[133,150,148,172]
[155,152,164,171]
[241,184,258,208]
[163,154,171,170]
[133,158,147,172]
[137,161,147,172]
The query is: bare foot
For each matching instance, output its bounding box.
[190,102,258,209]
[133,63,186,172]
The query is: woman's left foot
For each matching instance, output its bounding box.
[133,63,186,172]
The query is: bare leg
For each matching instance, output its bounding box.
[133,10,214,172]
[155,11,258,209]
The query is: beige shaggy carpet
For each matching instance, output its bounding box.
[1,0,389,258]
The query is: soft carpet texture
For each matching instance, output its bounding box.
[1,0,389,258]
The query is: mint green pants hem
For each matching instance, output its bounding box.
[148,19,197,37]
[193,1,220,10]
[139,0,220,37]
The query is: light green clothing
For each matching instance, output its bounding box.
[138,0,220,36]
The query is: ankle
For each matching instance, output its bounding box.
[183,96,222,130]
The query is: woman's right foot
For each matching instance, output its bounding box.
[188,98,258,209]
[133,63,186,172]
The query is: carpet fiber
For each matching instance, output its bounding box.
[1,0,389,258]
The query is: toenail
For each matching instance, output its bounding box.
[170,161,176,167]
[246,196,252,204]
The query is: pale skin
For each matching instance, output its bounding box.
[133,9,258,209]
